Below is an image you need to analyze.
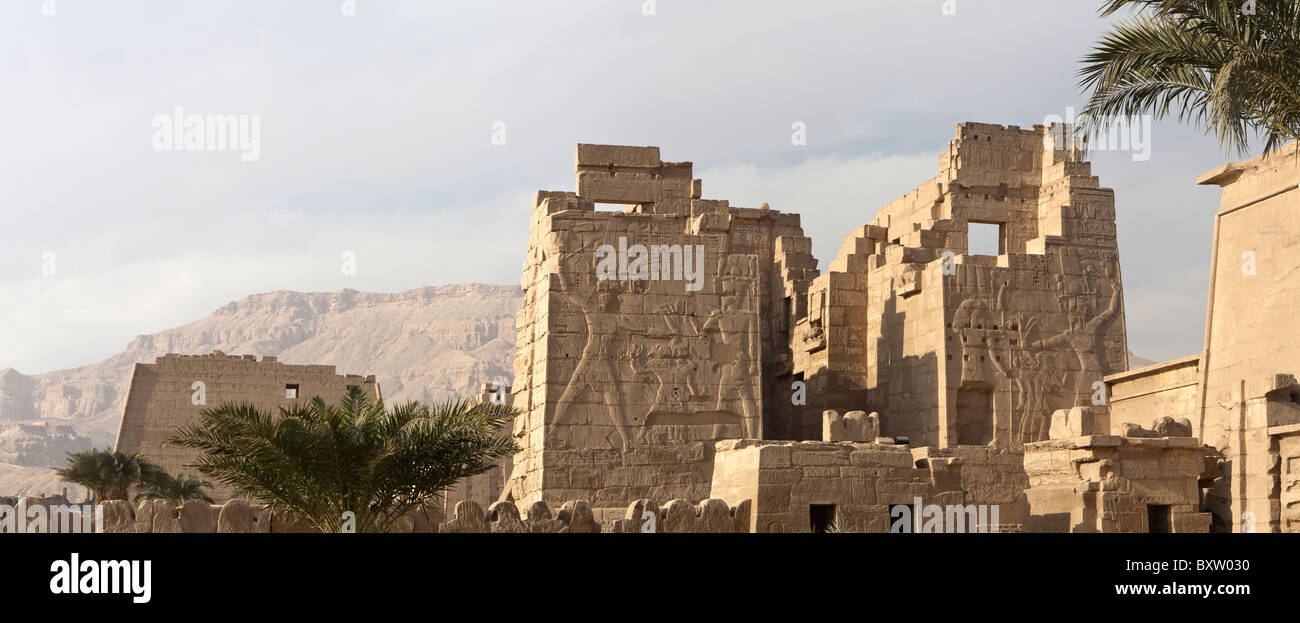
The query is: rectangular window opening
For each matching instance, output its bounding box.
[594,203,632,212]
[968,221,1004,256]
[285,384,300,399]
[1148,505,1172,533]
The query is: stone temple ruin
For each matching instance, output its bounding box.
[785,122,1128,448]
[494,123,1298,533]
[110,124,1299,533]
[114,352,380,502]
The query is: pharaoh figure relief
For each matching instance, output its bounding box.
[551,252,763,450]
[950,246,1124,445]
[551,273,638,450]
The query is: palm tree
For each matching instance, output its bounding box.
[133,472,214,507]
[55,449,167,503]
[169,386,520,533]
[1078,0,1300,155]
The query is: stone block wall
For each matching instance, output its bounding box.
[911,445,1029,531]
[1104,355,1200,437]
[1194,144,1300,531]
[1022,430,1218,533]
[1228,374,1300,533]
[710,438,967,533]
[1276,423,1300,533]
[1197,144,1300,450]
[114,352,379,502]
[506,144,816,508]
[785,123,1128,449]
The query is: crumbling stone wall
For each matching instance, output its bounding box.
[507,144,816,508]
[785,123,1128,448]
[114,352,379,501]
[710,438,968,533]
[1022,417,1218,533]
[910,445,1028,531]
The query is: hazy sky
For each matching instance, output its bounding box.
[0,0,1243,374]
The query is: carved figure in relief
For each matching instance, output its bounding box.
[551,275,637,450]
[1040,249,1123,400]
[703,258,761,438]
[950,248,1122,444]
[629,300,705,416]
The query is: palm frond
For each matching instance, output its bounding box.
[1079,0,1300,156]
[169,389,521,533]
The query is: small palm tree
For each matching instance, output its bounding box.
[1078,0,1300,155]
[170,386,519,533]
[55,449,167,503]
[133,472,214,507]
[825,520,857,533]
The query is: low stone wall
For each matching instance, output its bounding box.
[1104,355,1201,437]
[911,446,1029,531]
[80,497,751,533]
[711,439,968,533]
[1022,432,1219,533]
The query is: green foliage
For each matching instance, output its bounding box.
[133,472,214,507]
[169,386,520,533]
[1079,0,1300,154]
[55,449,167,503]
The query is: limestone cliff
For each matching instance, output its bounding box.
[0,284,522,495]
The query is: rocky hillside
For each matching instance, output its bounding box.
[0,423,93,467]
[0,284,523,495]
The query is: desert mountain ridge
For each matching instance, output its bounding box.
[0,283,523,496]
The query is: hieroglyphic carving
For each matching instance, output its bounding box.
[508,144,820,507]
[551,275,638,449]
[950,246,1123,444]
[548,237,762,449]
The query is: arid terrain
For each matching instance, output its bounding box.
[0,283,522,496]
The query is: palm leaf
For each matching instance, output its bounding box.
[1078,0,1300,156]
[169,386,521,533]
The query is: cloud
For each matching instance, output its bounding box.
[700,153,939,264]
[0,0,1242,372]
[0,189,533,373]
